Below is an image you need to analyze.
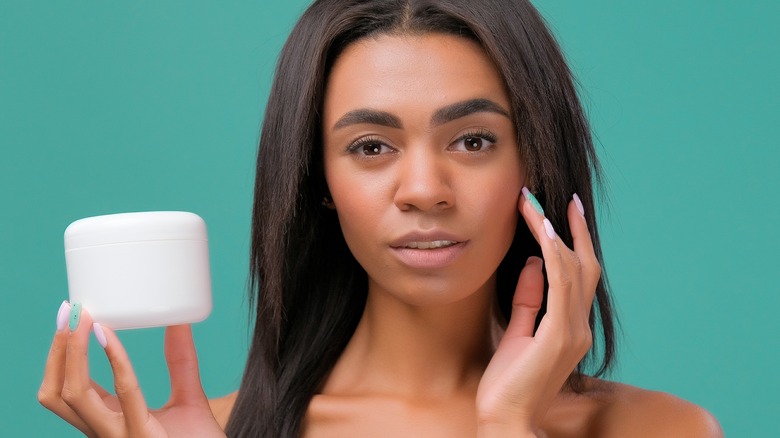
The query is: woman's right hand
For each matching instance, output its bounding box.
[38,302,226,437]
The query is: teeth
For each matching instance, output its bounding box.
[404,240,457,249]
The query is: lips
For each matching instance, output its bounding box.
[389,231,468,269]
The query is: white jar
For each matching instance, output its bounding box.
[64,211,212,330]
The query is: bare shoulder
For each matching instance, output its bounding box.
[209,391,238,430]
[586,378,723,438]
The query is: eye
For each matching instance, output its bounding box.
[347,137,395,157]
[450,130,497,152]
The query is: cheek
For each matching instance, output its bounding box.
[326,167,386,259]
[483,189,521,248]
[466,165,523,256]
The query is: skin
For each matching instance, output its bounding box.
[39,34,723,438]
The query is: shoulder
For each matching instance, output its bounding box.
[209,391,238,430]
[584,378,723,438]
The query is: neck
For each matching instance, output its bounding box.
[323,276,504,399]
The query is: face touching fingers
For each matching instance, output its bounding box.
[567,194,601,303]
[519,188,570,312]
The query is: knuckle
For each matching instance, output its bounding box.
[37,386,58,409]
[589,259,602,278]
[113,380,140,399]
[578,327,593,353]
[60,383,85,406]
[556,273,574,290]
[582,330,593,349]
[593,259,602,274]
[548,265,574,289]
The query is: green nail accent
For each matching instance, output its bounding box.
[524,189,545,215]
[69,302,82,331]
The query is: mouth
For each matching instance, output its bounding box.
[399,240,459,250]
[388,232,468,269]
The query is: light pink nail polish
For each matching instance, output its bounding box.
[93,323,108,348]
[543,218,557,240]
[573,193,585,216]
[56,301,71,331]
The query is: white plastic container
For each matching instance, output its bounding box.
[64,211,212,330]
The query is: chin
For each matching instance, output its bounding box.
[369,271,496,308]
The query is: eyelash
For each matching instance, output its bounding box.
[345,128,499,158]
[450,129,498,153]
[345,135,392,156]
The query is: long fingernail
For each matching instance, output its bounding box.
[93,323,107,348]
[522,187,544,215]
[69,302,82,331]
[543,218,557,240]
[573,193,585,216]
[56,301,71,331]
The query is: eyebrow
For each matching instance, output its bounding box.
[331,98,510,130]
[333,109,401,130]
[431,98,510,126]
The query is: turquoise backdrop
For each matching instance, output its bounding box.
[1,1,777,435]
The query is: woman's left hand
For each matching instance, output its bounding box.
[476,190,601,437]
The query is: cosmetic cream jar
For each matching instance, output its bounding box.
[64,211,212,330]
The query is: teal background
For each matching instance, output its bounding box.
[1,1,777,435]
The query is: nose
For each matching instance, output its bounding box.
[393,147,454,213]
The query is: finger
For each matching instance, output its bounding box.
[568,194,601,303]
[40,302,72,406]
[518,188,570,315]
[96,323,154,434]
[165,325,208,406]
[62,307,116,435]
[39,301,95,436]
[505,256,545,339]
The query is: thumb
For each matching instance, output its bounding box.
[505,256,545,339]
[164,324,207,405]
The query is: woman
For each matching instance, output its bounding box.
[39,0,723,436]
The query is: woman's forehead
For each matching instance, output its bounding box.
[322,33,510,128]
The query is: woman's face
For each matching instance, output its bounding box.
[322,33,524,306]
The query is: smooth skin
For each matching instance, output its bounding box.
[39,33,723,437]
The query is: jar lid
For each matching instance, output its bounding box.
[65,211,208,250]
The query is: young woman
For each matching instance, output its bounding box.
[40,1,723,436]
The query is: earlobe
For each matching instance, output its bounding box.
[322,196,336,210]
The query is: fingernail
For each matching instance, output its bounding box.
[69,302,82,331]
[522,187,544,215]
[573,193,585,216]
[56,301,71,331]
[525,256,543,268]
[543,218,557,240]
[93,323,107,348]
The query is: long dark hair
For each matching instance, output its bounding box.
[226,1,616,436]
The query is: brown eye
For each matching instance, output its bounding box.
[450,131,496,153]
[347,137,394,157]
[463,137,483,151]
[362,143,384,155]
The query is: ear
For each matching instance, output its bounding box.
[321,196,336,209]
